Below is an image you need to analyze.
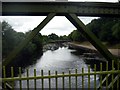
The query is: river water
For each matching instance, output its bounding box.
[15,47,100,88]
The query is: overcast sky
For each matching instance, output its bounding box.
[1,0,118,36]
[1,16,99,36]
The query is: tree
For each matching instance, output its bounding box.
[48,33,59,40]
[59,35,68,40]
[2,21,18,58]
[87,18,102,38]
[2,21,43,68]
[112,22,120,41]
[99,22,113,42]
[86,17,119,44]
[68,30,86,42]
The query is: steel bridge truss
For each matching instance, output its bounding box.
[2,2,120,66]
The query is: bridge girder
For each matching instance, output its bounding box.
[2,2,120,17]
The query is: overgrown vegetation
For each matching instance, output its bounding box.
[2,21,68,68]
[68,17,120,48]
[2,21,43,69]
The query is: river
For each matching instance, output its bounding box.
[15,47,100,88]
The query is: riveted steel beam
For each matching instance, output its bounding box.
[65,14,117,62]
[3,13,56,66]
[2,2,120,17]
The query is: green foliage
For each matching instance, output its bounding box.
[112,22,120,41]
[68,30,86,42]
[2,21,18,58]
[68,17,119,45]
[42,33,69,44]
[2,21,43,68]
[48,33,59,41]
[42,35,49,44]
[86,17,120,44]
[59,35,68,40]
[87,18,102,37]
[99,22,113,42]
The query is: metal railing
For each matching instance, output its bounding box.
[1,60,120,89]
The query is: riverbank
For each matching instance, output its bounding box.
[69,42,120,57]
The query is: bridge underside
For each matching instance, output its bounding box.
[2,2,120,66]
[2,2,120,17]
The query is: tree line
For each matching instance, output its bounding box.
[2,21,43,69]
[68,17,120,46]
[2,17,120,67]
[2,21,68,68]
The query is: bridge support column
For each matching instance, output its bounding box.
[66,14,117,62]
[3,13,56,66]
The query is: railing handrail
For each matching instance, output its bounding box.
[2,70,120,81]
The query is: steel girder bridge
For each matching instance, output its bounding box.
[1,2,120,66]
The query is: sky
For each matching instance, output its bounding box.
[1,0,118,36]
[1,16,99,36]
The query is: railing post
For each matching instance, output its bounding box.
[48,70,51,90]
[3,66,6,89]
[19,67,22,90]
[41,70,44,90]
[27,69,29,90]
[75,68,78,90]
[62,72,65,90]
[69,70,71,90]
[88,65,90,90]
[112,60,114,89]
[100,63,103,89]
[82,67,84,90]
[11,67,14,90]
[94,64,96,90]
[117,62,120,89]
[55,71,58,90]
[34,69,36,90]
[106,62,108,89]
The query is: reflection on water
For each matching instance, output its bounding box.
[15,47,99,88]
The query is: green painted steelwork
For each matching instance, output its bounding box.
[34,69,37,90]
[1,62,120,89]
[69,70,71,90]
[3,13,56,66]
[49,70,51,90]
[1,2,120,89]
[26,69,29,89]
[55,71,58,90]
[100,63,102,89]
[88,65,90,90]
[2,70,120,81]
[18,67,22,90]
[94,64,97,90]
[2,2,120,17]
[1,5,120,90]
[65,13,117,62]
